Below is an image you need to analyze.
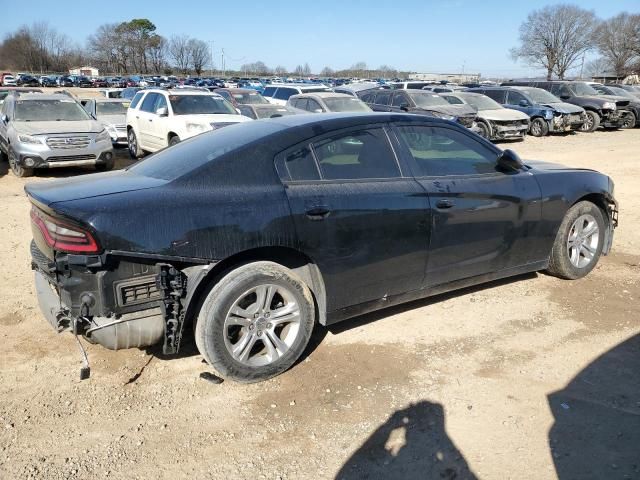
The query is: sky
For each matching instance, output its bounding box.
[1,0,638,77]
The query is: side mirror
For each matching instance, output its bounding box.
[156,107,168,116]
[313,108,324,113]
[518,99,529,107]
[1,114,7,124]
[400,104,410,111]
[560,95,570,100]
[497,149,524,172]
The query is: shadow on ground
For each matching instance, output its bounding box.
[336,401,478,480]
[548,333,640,480]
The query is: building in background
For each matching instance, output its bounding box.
[409,72,481,83]
[69,66,99,77]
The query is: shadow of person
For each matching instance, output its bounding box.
[336,401,478,480]
[548,333,640,480]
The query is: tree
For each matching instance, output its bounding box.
[320,66,334,77]
[293,64,304,76]
[303,62,311,75]
[169,35,190,75]
[187,38,209,75]
[510,4,597,80]
[584,57,612,77]
[148,35,167,74]
[274,65,287,75]
[594,13,640,77]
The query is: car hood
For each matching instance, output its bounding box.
[525,159,594,173]
[98,114,126,126]
[25,169,167,207]
[478,108,530,121]
[541,102,585,114]
[13,120,104,135]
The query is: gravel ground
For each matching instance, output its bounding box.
[0,109,638,479]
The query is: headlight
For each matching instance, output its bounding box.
[95,129,111,142]
[544,110,554,120]
[433,112,456,121]
[602,102,616,110]
[186,123,208,133]
[18,134,44,145]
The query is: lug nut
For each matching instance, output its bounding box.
[265,312,270,318]
[257,331,262,337]
[254,313,259,318]
[249,324,254,330]
[267,323,272,328]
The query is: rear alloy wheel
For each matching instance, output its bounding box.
[547,201,605,279]
[530,117,549,137]
[580,111,600,132]
[476,121,491,140]
[127,129,143,159]
[8,149,33,177]
[620,111,636,129]
[195,261,315,383]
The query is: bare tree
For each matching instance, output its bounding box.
[148,35,167,74]
[594,13,640,77]
[510,4,597,79]
[169,35,190,75]
[320,66,334,76]
[274,65,287,76]
[187,38,209,75]
[293,65,304,76]
[303,62,311,75]
[584,57,612,77]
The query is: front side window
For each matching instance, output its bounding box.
[396,125,497,176]
[262,86,277,97]
[238,105,257,119]
[307,99,323,112]
[374,91,391,105]
[506,91,527,105]
[312,128,400,180]
[392,93,409,107]
[274,88,295,100]
[153,94,168,113]
[130,91,144,109]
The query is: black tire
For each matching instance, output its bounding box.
[530,117,549,137]
[620,111,636,129]
[195,261,315,383]
[127,128,144,159]
[168,135,180,146]
[476,121,491,140]
[95,158,114,172]
[580,111,600,132]
[8,149,33,177]
[547,201,606,280]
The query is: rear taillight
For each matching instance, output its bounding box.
[30,207,99,254]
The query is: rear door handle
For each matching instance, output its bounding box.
[306,206,331,221]
[436,199,454,209]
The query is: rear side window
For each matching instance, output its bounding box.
[263,86,277,97]
[483,90,506,103]
[285,146,320,181]
[312,128,400,180]
[139,93,157,112]
[396,125,497,176]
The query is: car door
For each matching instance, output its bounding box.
[505,90,533,115]
[148,93,171,148]
[135,92,158,149]
[390,92,411,112]
[369,90,392,112]
[0,99,10,154]
[392,123,543,287]
[279,125,430,315]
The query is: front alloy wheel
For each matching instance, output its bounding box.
[566,214,600,268]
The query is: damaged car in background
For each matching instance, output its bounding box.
[441,91,529,141]
[27,113,617,383]
[81,98,131,146]
[468,86,586,136]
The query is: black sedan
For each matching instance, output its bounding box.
[26,113,618,382]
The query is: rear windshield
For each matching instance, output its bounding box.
[14,99,91,121]
[128,121,283,181]
[323,97,371,112]
[96,101,130,115]
[169,95,236,115]
[232,92,269,104]
[408,92,450,107]
[458,94,502,110]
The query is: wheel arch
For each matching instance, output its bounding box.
[167,132,179,142]
[182,246,327,328]
[571,192,616,255]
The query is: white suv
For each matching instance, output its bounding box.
[261,84,331,106]
[126,88,251,157]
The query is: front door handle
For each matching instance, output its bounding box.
[436,199,454,209]
[306,206,330,221]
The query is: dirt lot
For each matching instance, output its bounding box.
[0,118,638,479]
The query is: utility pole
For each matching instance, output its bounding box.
[209,40,214,77]
[579,53,585,79]
[221,48,225,78]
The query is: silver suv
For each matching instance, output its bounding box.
[0,92,114,177]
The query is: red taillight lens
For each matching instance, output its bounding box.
[30,207,99,254]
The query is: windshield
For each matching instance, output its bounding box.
[409,92,451,108]
[323,97,371,112]
[572,82,599,96]
[96,101,130,116]
[169,95,236,115]
[520,88,560,104]
[14,99,91,121]
[458,94,502,110]
[232,92,269,105]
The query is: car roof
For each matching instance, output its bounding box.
[260,111,450,130]
[290,92,354,99]
[92,98,131,103]
[270,84,330,89]
[217,88,260,94]
[143,88,221,96]
[11,93,76,101]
